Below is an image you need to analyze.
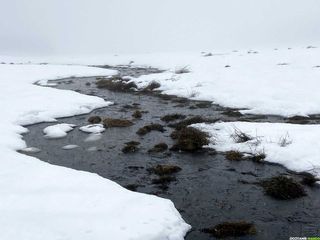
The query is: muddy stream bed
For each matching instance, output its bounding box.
[22,66,320,239]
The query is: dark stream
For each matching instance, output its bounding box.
[22,66,320,240]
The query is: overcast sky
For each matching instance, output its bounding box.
[1,0,320,55]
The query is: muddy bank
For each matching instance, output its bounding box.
[22,66,320,239]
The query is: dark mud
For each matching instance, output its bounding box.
[22,66,320,239]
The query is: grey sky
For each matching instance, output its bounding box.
[1,0,320,55]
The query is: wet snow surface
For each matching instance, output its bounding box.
[22,66,320,240]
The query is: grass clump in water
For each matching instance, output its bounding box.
[148,164,181,176]
[171,127,209,152]
[202,221,256,238]
[161,113,186,123]
[169,116,215,130]
[260,176,307,200]
[88,116,102,124]
[132,110,142,119]
[300,172,319,186]
[249,152,266,162]
[136,123,165,135]
[96,76,137,92]
[221,109,243,117]
[225,150,244,161]
[122,141,140,154]
[148,143,168,153]
[103,118,134,128]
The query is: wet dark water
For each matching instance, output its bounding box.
[22,66,320,240]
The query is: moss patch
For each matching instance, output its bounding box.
[171,127,209,152]
[202,221,256,238]
[103,118,134,128]
[88,116,102,124]
[136,123,165,135]
[161,114,186,123]
[260,176,307,200]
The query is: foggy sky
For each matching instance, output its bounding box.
[1,0,320,55]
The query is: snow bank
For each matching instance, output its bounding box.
[194,122,320,177]
[6,47,319,116]
[127,47,320,117]
[0,64,190,240]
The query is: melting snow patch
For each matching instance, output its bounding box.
[84,133,102,142]
[43,123,76,139]
[87,146,99,152]
[20,147,41,153]
[194,122,320,177]
[62,144,79,150]
[80,124,105,134]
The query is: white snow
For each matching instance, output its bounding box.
[0,64,190,240]
[2,47,320,116]
[20,147,41,153]
[62,144,79,150]
[43,123,76,138]
[79,124,105,134]
[194,122,320,177]
[125,48,320,117]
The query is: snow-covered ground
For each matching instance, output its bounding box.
[1,46,320,238]
[0,64,190,240]
[194,122,320,178]
[2,46,320,116]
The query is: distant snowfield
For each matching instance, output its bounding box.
[4,46,319,117]
[0,64,190,240]
[194,122,320,177]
